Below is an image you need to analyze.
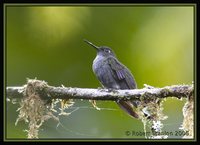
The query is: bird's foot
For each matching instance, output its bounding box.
[97,87,105,92]
[107,88,119,93]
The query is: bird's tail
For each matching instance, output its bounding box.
[116,100,139,119]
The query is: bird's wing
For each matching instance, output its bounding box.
[107,57,138,118]
[108,57,137,89]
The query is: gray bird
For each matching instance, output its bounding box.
[84,39,138,118]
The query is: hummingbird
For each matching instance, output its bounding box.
[84,39,139,118]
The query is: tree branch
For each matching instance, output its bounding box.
[6,79,193,101]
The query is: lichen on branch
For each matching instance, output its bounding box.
[7,79,193,101]
[14,79,74,138]
[6,79,194,139]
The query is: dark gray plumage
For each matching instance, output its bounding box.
[84,39,138,118]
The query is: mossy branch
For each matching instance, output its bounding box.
[6,79,193,101]
[6,79,194,139]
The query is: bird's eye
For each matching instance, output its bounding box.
[104,49,111,53]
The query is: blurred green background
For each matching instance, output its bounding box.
[6,5,194,139]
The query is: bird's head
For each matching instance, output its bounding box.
[84,39,116,57]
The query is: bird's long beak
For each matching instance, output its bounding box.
[84,39,99,51]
